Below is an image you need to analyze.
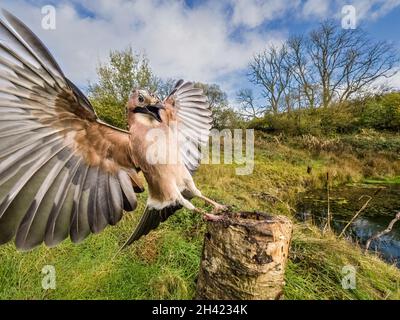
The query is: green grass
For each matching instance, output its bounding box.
[1,131,400,300]
[0,210,204,299]
[364,176,400,185]
[286,225,400,300]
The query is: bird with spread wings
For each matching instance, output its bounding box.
[0,10,227,251]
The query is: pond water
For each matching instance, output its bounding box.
[296,183,400,267]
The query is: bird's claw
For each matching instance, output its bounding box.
[212,204,230,214]
[203,213,224,222]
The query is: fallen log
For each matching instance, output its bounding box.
[365,212,400,252]
[195,211,293,300]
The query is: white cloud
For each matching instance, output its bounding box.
[372,0,400,19]
[229,0,301,28]
[302,0,330,18]
[0,0,285,98]
[387,69,400,88]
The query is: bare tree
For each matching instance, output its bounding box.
[236,88,264,119]
[302,21,398,108]
[287,36,319,109]
[250,21,399,111]
[248,45,292,114]
[157,78,177,100]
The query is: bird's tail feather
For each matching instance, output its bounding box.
[119,203,182,250]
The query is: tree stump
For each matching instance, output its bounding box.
[195,211,293,300]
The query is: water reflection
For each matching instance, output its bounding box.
[296,184,400,267]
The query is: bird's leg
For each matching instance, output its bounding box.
[179,196,222,221]
[183,179,228,214]
[193,207,223,222]
[181,182,227,218]
[198,195,229,213]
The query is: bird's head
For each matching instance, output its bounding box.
[127,89,164,123]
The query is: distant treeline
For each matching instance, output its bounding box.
[247,92,400,135]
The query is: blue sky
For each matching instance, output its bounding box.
[1,0,400,103]
[365,4,400,42]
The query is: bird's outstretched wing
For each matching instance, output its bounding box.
[163,80,212,173]
[0,10,143,250]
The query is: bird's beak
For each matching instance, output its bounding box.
[133,103,165,122]
[147,103,165,122]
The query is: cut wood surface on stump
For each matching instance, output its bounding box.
[195,211,293,300]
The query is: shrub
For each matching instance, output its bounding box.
[247,92,400,136]
[358,93,400,131]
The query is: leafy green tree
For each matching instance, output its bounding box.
[88,47,160,128]
[194,82,242,129]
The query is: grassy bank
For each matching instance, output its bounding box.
[0,131,399,299]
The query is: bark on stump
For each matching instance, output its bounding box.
[195,211,293,300]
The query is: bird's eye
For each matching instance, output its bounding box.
[138,95,144,103]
